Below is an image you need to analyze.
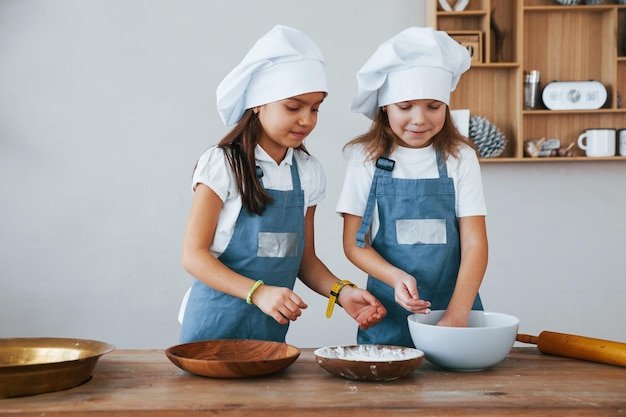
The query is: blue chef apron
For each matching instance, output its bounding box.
[355,153,482,347]
[179,158,305,343]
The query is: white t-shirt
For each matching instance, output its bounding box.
[336,143,487,240]
[192,145,326,257]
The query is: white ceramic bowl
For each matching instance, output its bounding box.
[407,310,519,371]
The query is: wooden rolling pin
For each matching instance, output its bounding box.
[517,331,626,368]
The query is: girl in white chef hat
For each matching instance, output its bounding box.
[179,25,386,344]
[337,27,488,347]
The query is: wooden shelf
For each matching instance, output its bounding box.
[470,62,520,68]
[426,0,626,162]
[436,11,489,16]
[481,156,626,163]
[524,5,616,12]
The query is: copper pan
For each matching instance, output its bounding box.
[0,337,115,398]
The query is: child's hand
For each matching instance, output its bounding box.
[338,286,387,330]
[394,273,431,314]
[250,285,308,325]
[436,309,469,327]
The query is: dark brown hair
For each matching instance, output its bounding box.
[344,106,477,162]
[213,109,308,215]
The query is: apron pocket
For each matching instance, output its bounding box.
[396,219,447,244]
[257,232,298,257]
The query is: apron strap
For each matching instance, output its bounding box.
[355,157,394,248]
[436,152,449,178]
[256,165,264,180]
[290,157,302,191]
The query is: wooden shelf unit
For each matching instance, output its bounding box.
[426,0,626,162]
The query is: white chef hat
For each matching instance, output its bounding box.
[352,26,470,119]
[216,25,328,126]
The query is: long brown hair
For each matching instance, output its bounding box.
[215,109,309,215]
[344,106,477,162]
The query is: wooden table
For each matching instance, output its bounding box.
[1,348,625,416]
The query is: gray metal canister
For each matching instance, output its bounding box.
[524,70,541,110]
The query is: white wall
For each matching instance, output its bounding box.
[1,0,624,350]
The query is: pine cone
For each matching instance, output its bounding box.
[468,115,507,158]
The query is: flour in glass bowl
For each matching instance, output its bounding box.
[315,345,422,362]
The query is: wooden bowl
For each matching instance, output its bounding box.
[314,345,424,381]
[165,339,300,378]
[0,337,115,398]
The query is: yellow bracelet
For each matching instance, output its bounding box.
[246,280,264,305]
[325,280,357,318]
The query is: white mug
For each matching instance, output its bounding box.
[619,129,626,157]
[577,128,616,157]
